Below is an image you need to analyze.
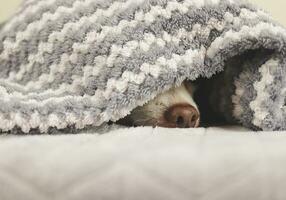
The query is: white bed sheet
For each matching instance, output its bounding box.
[0,126,286,200]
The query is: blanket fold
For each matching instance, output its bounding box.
[0,0,285,133]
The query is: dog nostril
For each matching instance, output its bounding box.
[176,116,185,127]
[190,113,199,127]
[191,114,198,124]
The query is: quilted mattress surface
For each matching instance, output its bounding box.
[1,126,286,200]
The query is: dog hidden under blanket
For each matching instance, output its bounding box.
[0,0,286,134]
[117,81,201,128]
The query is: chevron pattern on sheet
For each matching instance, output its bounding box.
[0,0,286,133]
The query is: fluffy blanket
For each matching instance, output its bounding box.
[0,0,286,133]
[1,127,286,200]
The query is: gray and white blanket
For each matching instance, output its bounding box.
[0,0,286,134]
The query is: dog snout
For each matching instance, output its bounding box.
[164,104,200,128]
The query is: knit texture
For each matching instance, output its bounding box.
[0,0,286,133]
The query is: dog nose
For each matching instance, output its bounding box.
[164,104,200,128]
